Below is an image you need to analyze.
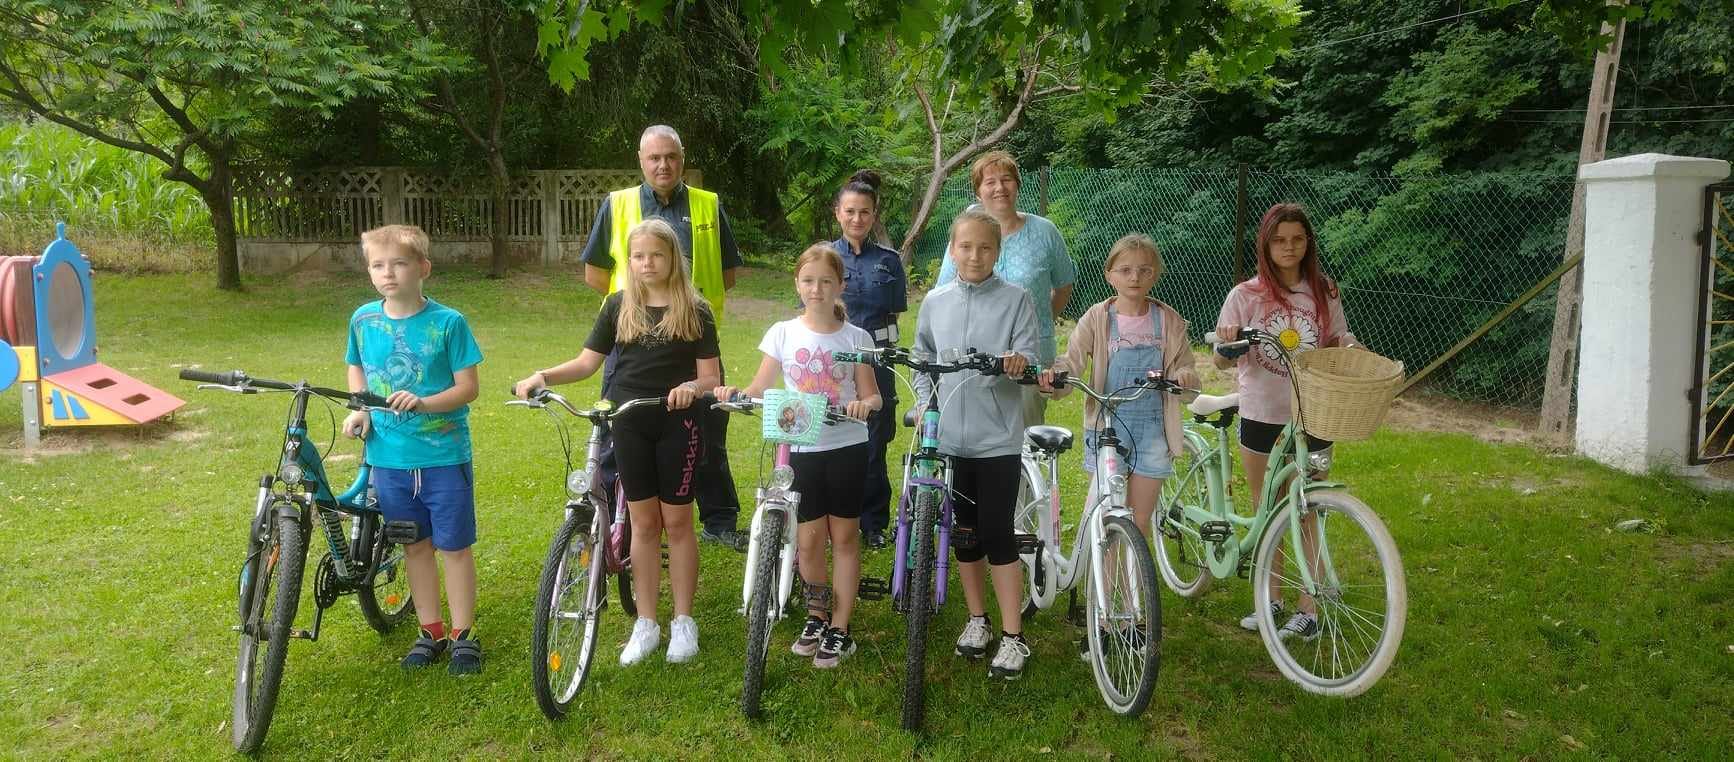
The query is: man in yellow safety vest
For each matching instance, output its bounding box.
[580,124,746,550]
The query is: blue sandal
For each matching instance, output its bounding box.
[400,629,447,670]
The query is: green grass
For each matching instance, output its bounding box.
[3,268,1733,759]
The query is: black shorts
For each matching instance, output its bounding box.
[612,405,704,505]
[948,454,1021,566]
[791,443,869,522]
[1239,418,1333,455]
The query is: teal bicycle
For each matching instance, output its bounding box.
[1155,330,1407,697]
[180,368,415,752]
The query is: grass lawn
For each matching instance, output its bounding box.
[2,267,1732,759]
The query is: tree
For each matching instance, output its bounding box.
[0,1,452,289]
[410,0,546,279]
[533,0,1301,263]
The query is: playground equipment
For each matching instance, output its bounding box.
[1,223,183,451]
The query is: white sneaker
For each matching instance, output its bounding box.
[1239,601,1285,632]
[666,615,699,663]
[955,615,992,658]
[620,618,661,665]
[989,635,1031,680]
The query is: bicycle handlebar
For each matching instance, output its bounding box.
[179,367,389,409]
[505,387,694,422]
[712,394,868,427]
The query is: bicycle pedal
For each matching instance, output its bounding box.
[953,526,978,549]
[1199,521,1233,543]
[1013,533,1040,555]
[857,576,889,601]
[290,629,316,640]
[383,520,421,545]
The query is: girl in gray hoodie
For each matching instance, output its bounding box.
[912,207,1040,680]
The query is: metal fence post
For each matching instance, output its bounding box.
[1233,163,1248,284]
[1039,166,1050,217]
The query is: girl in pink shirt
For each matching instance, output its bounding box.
[1214,203,1361,641]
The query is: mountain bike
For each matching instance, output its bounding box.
[179,368,414,753]
[712,393,866,719]
[509,388,648,720]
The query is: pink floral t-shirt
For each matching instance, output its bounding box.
[758,318,874,452]
[1215,279,1353,424]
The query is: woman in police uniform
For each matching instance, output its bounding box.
[832,170,905,550]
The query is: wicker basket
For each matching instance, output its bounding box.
[1291,347,1406,442]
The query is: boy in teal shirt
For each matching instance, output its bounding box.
[341,224,485,675]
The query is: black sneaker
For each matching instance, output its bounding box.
[791,615,827,657]
[400,628,447,669]
[447,628,482,676]
[814,627,856,668]
[863,530,888,550]
[701,527,749,553]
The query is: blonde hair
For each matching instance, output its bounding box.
[1104,233,1164,283]
[360,224,430,262]
[794,243,848,321]
[616,218,710,343]
[948,207,1002,244]
[969,150,1020,193]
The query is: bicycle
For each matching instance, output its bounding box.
[1013,370,1172,717]
[1154,329,1407,697]
[509,388,648,720]
[179,368,416,753]
[712,393,867,719]
[834,345,1025,731]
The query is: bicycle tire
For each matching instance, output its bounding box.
[900,488,938,731]
[1253,490,1406,697]
[1015,467,1052,619]
[740,509,786,720]
[356,514,413,633]
[531,509,603,719]
[232,510,305,753]
[1086,515,1162,717]
[1155,439,1215,599]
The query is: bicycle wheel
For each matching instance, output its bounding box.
[900,488,938,731]
[232,510,305,753]
[1253,490,1406,697]
[741,509,786,720]
[1085,515,1162,716]
[531,509,603,720]
[356,515,413,633]
[1155,440,1214,598]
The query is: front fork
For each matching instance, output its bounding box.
[891,458,951,608]
[740,492,799,618]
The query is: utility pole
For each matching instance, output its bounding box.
[1539,11,1626,444]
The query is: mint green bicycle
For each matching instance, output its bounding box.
[1155,329,1406,697]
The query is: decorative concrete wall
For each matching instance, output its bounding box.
[1576,153,1730,473]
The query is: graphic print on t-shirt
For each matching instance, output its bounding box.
[1254,308,1319,377]
[785,345,850,404]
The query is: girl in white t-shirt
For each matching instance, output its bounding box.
[1215,203,1361,642]
[716,244,882,668]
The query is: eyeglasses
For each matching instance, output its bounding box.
[1109,266,1157,278]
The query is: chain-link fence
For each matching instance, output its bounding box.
[910,166,1578,411]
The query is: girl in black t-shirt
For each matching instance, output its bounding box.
[514,218,721,665]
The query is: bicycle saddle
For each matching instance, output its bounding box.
[1024,425,1074,453]
[1188,393,1240,416]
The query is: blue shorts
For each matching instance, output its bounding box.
[1083,423,1174,480]
[372,462,476,551]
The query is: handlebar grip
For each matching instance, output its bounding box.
[351,391,391,409]
[179,368,241,385]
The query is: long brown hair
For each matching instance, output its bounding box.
[617,218,710,343]
[1251,203,1337,338]
[795,243,848,322]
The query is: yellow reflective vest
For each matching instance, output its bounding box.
[606,186,725,316]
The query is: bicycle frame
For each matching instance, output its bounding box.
[891,399,955,607]
[1019,432,1134,614]
[739,441,800,618]
[1163,402,1346,589]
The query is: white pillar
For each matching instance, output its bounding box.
[1575,153,1730,474]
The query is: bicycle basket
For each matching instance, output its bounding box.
[761,389,829,446]
[1291,347,1405,442]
